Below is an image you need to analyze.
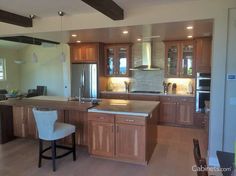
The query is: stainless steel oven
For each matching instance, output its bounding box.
[196,72,211,112]
[196,72,211,90]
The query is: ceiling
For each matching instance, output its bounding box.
[0,19,213,48]
[0,0,199,18]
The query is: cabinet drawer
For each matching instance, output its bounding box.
[160,96,176,102]
[176,97,195,103]
[100,93,128,100]
[116,115,145,125]
[88,113,114,123]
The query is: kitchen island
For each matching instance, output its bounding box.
[0,96,159,165]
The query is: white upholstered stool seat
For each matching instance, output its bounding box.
[32,108,76,172]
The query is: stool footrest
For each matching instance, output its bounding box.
[41,145,74,160]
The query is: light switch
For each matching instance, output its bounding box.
[229,97,236,105]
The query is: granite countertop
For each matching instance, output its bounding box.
[88,99,160,117]
[100,91,195,97]
[0,96,94,111]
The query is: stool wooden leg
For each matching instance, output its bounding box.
[72,133,76,161]
[38,139,43,168]
[51,140,56,172]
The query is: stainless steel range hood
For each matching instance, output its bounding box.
[130,42,161,71]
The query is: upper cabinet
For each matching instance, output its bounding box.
[104,44,131,77]
[165,40,195,78]
[195,37,212,73]
[70,43,99,63]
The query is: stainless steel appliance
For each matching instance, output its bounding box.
[196,72,211,112]
[71,64,97,98]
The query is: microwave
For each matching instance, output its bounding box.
[196,72,211,91]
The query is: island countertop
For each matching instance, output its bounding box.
[0,96,94,111]
[88,99,160,117]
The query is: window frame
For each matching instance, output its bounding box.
[0,58,6,81]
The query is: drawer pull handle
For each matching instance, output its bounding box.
[125,119,135,122]
[98,117,105,120]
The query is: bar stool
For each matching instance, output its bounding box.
[32,108,76,172]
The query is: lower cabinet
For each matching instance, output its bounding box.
[159,96,194,126]
[88,112,147,163]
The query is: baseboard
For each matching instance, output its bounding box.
[208,156,220,167]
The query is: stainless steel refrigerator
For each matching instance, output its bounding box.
[71,64,97,98]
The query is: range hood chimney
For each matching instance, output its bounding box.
[130,42,161,71]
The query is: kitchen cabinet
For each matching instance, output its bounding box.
[164,40,195,78]
[64,111,88,146]
[159,96,176,124]
[88,113,115,157]
[115,115,145,162]
[88,112,149,163]
[104,44,131,77]
[70,43,99,63]
[128,94,159,101]
[13,106,26,138]
[195,37,212,73]
[159,96,194,126]
[176,97,194,126]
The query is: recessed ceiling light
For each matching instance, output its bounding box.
[137,38,142,41]
[187,35,193,38]
[123,30,129,34]
[76,40,81,43]
[71,34,77,37]
[186,26,193,30]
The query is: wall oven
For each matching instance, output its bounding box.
[196,72,211,112]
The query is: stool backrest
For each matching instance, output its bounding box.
[32,108,57,140]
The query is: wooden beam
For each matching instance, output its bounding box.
[81,0,124,20]
[0,36,60,45]
[0,9,32,27]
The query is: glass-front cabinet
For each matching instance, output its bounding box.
[165,40,195,78]
[105,44,130,77]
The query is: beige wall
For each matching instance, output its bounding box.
[18,44,70,96]
[0,48,21,91]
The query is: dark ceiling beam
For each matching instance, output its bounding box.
[0,36,60,45]
[81,0,124,20]
[0,9,32,27]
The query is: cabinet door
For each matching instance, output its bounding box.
[105,46,116,76]
[176,97,194,125]
[165,42,179,77]
[71,44,98,63]
[116,124,145,162]
[180,41,194,77]
[159,97,176,124]
[195,38,212,73]
[13,106,26,137]
[117,46,129,76]
[25,107,38,139]
[89,121,114,157]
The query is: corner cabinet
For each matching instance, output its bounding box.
[70,43,100,63]
[165,41,195,78]
[104,44,131,77]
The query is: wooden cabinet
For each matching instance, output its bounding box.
[159,96,194,126]
[164,40,195,78]
[70,43,99,63]
[13,106,26,137]
[159,96,176,124]
[104,44,131,77]
[128,94,159,101]
[64,111,88,146]
[195,37,212,73]
[115,115,145,162]
[88,113,115,157]
[176,97,194,126]
[88,112,148,163]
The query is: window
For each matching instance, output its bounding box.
[0,58,6,80]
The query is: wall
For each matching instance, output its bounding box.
[0,48,21,91]
[223,8,236,152]
[131,41,165,91]
[18,44,70,96]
